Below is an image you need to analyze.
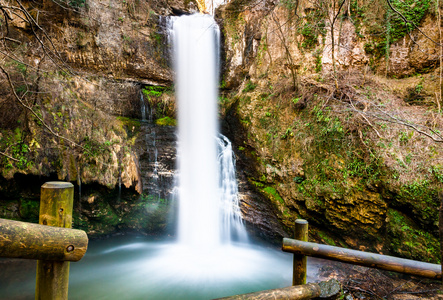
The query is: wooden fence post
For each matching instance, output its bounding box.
[35,181,74,300]
[293,219,308,286]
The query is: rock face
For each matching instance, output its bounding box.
[135,123,177,199]
[217,0,443,262]
[0,0,188,236]
[1,0,443,264]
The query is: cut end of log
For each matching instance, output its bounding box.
[295,219,308,225]
[42,182,74,189]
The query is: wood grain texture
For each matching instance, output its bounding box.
[36,181,76,300]
[293,219,308,286]
[0,218,87,261]
[282,238,441,279]
[214,283,321,300]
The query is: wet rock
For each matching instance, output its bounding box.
[318,279,341,299]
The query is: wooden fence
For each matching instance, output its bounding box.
[283,219,441,285]
[2,190,440,300]
[0,182,88,300]
[219,218,442,300]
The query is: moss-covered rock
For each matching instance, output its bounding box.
[219,0,443,262]
[386,209,440,263]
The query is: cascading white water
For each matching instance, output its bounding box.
[1,13,313,300]
[217,135,248,243]
[172,14,247,247]
[140,91,147,122]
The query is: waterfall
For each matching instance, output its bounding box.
[140,91,147,122]
[217,135,248,243]
[172,14,247,247]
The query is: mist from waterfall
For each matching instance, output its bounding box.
[172,14,247,247]
[1,13,309,300]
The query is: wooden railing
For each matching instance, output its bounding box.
[283,219,441,285]
[214,281,340,300]
[0,182,88,300]
[218,219,442,300]
[3,191,439,300]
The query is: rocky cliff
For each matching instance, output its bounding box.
[217,0,443,261]
[0,0,192,235]
[1,0,443,263]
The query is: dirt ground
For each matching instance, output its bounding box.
[315,259,443,300]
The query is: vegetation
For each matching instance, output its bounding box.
[155,116,177,126]
[68,0,86,8]
[242,81,257,93]
[142,85,175,122]
[352,0,432,62]
[117,117,141,140]
[0,0,442,270]
[298,10,326,50]
[387,209,440,263]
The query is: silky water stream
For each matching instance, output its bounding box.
[0,14,323,300]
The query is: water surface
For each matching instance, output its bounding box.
[0,235,324,300]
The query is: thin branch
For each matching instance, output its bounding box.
[1,37,22,44]
[13,0,75,75]
[0,64,85,150]
[368,109,443,142]
[270,11,298,91]
[385,0,443,47]
[358,110,383,139]
[0,150,20,162]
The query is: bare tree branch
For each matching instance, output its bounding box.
[0,64,85,149]
[0,150,20,162]
[385,0,443,47]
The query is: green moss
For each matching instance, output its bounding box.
[262,186,285,205]
[155,116,177,126]
[317,230,337,246]
[242,81,257,93]
[352,0,431,64]
[117,116,141,139]
[397,179,438,225]
[142,85,174,121]
[142,86,167,99]
[387,209,440,263]
[19,199,39,223]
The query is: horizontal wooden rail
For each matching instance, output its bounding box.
[214,283,320,300]
[0,218,88,262]
[214,279,340,300]
[282,238,441,280]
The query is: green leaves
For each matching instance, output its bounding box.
[389,0,431,42]
[68,0,86,8]
[142,86,166,98]
[242,81,256,93]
